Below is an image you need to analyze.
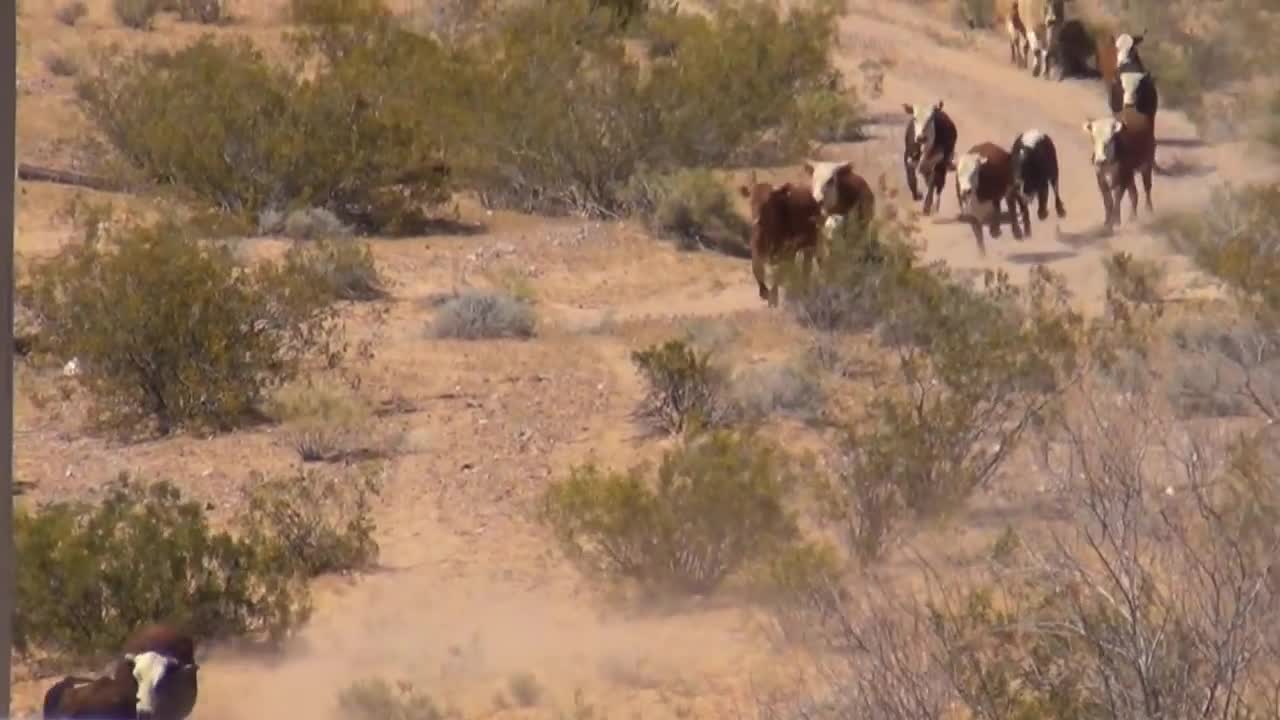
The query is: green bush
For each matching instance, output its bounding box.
[240,465,382,578]
[15,476,310,662]
[76,31,457,232]
[728,360,825,423]
[174,0,226,23]
[631,338,731,434]
[430,289,537,340]
[541,429,821,595]
[113,0,162,28]
[627,169,751,255]
[17,205,345,437]
[337,678,444,720]
[794,86,867,143]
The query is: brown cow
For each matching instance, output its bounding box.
[804,160,876,245]
[737,176,822,307]
[1083,107,1156,228]
[949,142,1024,253]
[44,650,187,720]
[1000,0,1030,68]
[122,623,199,720]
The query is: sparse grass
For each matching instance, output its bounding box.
[112,0,162,28]
[43,52,79,78]
[283,239,389,302]
[259,207,354,240]
[55,0,88,25]
[728,360,825,423]
[430,289,537,340]
[627,169,751,255]
[174,0,227,23]
[337,678,444,720]
[269,379,400,462]
[507,672,544,707]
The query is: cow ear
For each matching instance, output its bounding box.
[1133,31,1145,45]
[124,653,137,666]
[934,100,944,111]
[902,103,914,115]
[1082,120,1093,134]
[737,185,750,198]
[802,162,814,176]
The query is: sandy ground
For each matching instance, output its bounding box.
[10,0,1280,717]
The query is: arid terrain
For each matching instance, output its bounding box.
[11,0,1280,717]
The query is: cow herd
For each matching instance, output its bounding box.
[41,623,199,720]
[739,7,1163,307]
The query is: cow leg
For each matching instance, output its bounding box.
[968,219,987,255]
[921,182,935,216]
[930,164,948,214]
[1019,193,1034,237]
[752,250,769,302]
[1096,173,1115,227]
[1141,162,1154,213]
[989,198,1004,239]
[904,155,921,202]
[1127,176,1139,220]
[1052,175,1067,218]
[1036,186,1049,221]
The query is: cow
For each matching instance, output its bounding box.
[1106,33,1158,118]
[804,160,876,245]
[1002,0,1030,68]
[902,101,958,217]
[737,176,822,307]
[950,142,1024,253]
[1008,129,1067,235]
[1055,18,1099,78]
[1018,0,1067,79]
[1082,107,1156,228]
[44,651,187,720]
[122,623,199,720]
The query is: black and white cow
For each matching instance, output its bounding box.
[1106,32,1159,118]
[902,101,958,217]
[1008,128,1067,236]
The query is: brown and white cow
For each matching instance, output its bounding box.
[738,176,823,307]
[1001,0,1030,68]
[123,623,199,720]
[804,160,876,245]
[1082,107,1156,228]
[1008,128,1067,235]
[950,142,1024,253]
[44,651,190,720]
[902,101,958,216]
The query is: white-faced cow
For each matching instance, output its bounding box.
[43,650,192,720]
[804,160,876,245]
[738,176,823,307]
[1106,32,1159,119]
[1083,107,1156,228]
[1008,129,1067,235]
[123,623,199,720]
[902,101,958,216]
[951,142,1024,253]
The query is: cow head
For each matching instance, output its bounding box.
[1118,71,1147,108]
[903,101,944,157]
[952,151,985,211]
[1115,31,1145,67]
[738,174,775,224]
[803,161,852,213]
[1082,118,1123,167]
[126,651,193,718]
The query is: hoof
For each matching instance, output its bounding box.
[1038,207,1049,221]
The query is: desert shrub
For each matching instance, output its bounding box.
[239,465,382,577]
[541,429,822,595]
[44,52,79,77]
[728,361,825,423]
[950,0,995,28]
[174,0,226,23]
[465,0,847,216]
[288,0,389,25]
[14,476,309,662]
[113,0,162,28]
[631,338,731,434]
[1166,314,1280,421]
[507,673,543,707]
[793,86,867,143]
[77,30,457,232]
[283,239,388,302]
[627,168,751,255]
[430,289,537,340]
[833,266,1085,558]
[284,207,353,239]
[337,678,444,720]
[17,206,345,436]
[56,0,88,25]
